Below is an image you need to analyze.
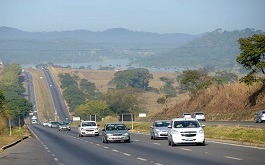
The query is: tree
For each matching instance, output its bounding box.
[103,88,141,115]
[74,100,109,120]
[79,79,96,96]
[214,70,238,84]
[108,68,153,90]
[162,82,176,97]
[59,73,78,89]
[177,69,213,94]
[236,34,265,84]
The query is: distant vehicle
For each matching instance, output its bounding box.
[255,110,265,123]
[102,123,130,143]
[78,121,99,137]
[32,120,37,124]
[168,118,205,146]
[150,120,170,140]
[181,113,192,118]
[193,112,206,121]
[32,116,37,120]
[42,121,49,127]
[29,112,34,116]
[58,121,71,131]
[48,121,59,128]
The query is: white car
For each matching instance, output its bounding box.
[78,121,99,137]
[181,113,192,118]
[168,118,205,146]
[193,112,206,121]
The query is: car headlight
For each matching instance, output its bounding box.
[95,128,98,131]
[155,129,161,132]
[106,133,112,137]
[81,128,84,131]
[124,133,129,136]
[171,129,179,134]
[198,129,204,134]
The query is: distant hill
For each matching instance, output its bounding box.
[133,28,264,70]
[0,26,201,44]
[0,26,202,65]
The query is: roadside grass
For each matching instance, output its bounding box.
[205,125,265,144]
[0,126,31,151]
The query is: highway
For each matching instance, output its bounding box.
[42,68,70,121]
[28,124,265,165]
[22,69,265,165]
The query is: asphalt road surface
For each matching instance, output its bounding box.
[10,124,263,165]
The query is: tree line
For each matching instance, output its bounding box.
[0,64,32,132]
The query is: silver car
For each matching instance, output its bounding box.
[102,123,130,143]
[255,110,265,123]
[150,120,170,140]
[58,121,71,131]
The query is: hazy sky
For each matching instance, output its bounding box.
[1,0,264,34]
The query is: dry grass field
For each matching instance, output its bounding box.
[50,67,182,118]
[49,67,265,121]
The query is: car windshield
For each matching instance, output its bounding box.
[51,122,59,125]
[154,121,170,127]
[82,122,96,126]
[195,113,204,115]
[173,121,200,128]
[106,124,126,131]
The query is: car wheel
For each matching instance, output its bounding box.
[68,129,71,131]
[168,140,171,146]
[58,129,61,131]
[197,140,205,146]
[171,140,176,147]
[151,134,153,140]
[125,138,130,143]
[102,137,108,143]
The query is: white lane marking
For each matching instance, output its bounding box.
[225,156,243,161]
[96,144,101,146]
[54,158,59,162]
[154,163,164,165]
[134,139,139,142]
[208,140,265,150]
[137,157,148,161]
[112,149,119,153]
[103,146,109,149]
[153,143,161,145]
[122,153,131,156]
[180,148,191,151]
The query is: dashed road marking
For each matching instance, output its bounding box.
[153,143,161,145]
[137,157,148,161]
[225,156,242,161]
[122,153,131,156]
[180,148,191,151]
[111,149,119,153]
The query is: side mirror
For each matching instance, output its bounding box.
[97,124,100,126]
[102,129,105,131]
[150,126,153,129]
[201,124,205,128]
[127,128,130,130]
[168,125,172,128]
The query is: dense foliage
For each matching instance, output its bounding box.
[177,68,238,94]
[0,64,32,120]
[133,28,264,70]
[236,34,265,85]
[108,68,153,90]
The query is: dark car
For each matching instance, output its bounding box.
[102,123,130,143]
[255,110,265,123]
[58,121,71,131]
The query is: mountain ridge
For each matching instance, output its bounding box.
[0,26,201,44]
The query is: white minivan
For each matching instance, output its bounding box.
[167,118,205,146]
